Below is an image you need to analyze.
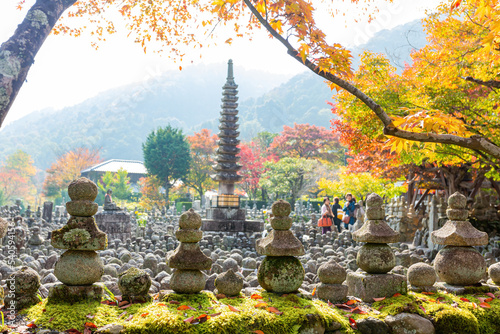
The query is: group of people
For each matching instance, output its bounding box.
[319,193,360,234]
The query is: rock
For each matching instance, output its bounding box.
[385,313,435,334]
[257,256,304,293]
[352,220,400,244]
[357,244,396,274]
[41,273,58,284]
[270,217,293,230]
[96,324,124,334]
[433,246,487,285]
[222,258,239,272]
[54,250,104,285]
[118,267,152,302]
[431,221,488,246]
[346,272,407,302]
[205,273,217,291]
[316,283,348,303]
[317,259,346,284]
[68,177,98,201]
[5,266,40,310]
[407,263,436,287]
[170,269,206,294]
[178,209,202,230]
[489,262,500,285]
[215,269,243,296]
[103,265,118,278]
[0,217,8,239]
[356,317,390,334]
[272,199,291,217]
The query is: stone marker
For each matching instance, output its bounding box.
[316,258,348,303]
[4,266,39,310]
[49,178,107,303]
[256,200,305,293]
[407,263,437,292]
[215,269,243,296]
[168,209,212,293]
[432,192,490,292]
[347,193,407,302]
[118,267,152,302]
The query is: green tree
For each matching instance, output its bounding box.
[97,168,132,200]
[252,131,278,152]
[259,157,319,208]
[142,125,191,203]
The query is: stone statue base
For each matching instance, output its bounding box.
[95,211,131,242]
[48,283,104,304]
[435,282,498,295]
[346,272,407,302]
[202,208,263,232]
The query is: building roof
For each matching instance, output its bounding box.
[81,159,147,175]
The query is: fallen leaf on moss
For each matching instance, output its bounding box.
[228,305,241,312]
[480,302,491,308]
[216,293,227,299]
[85,314,94,319]
[349,317,357,329]
[84,322,97,329]
[253,331,265,334]
[421,292,434,295]
[197,314,210,324]
[266,307,283,315]
[169,300,180,304]
[157,303,166,306]
[184,316,194,323]
[255,302,268,308]
[251,294,263,300]
[485,298,493,302]
[335,304,352,311]
[351,307,368,314]
[373,297,385,302]
[209,312,221,317]
[486,293,496,299]
[419,305,426,313]
[120,304,132,309]
[393,293,402,297]
[346,300,357,305]
[27,322,37,329]
[126,315,134,322]
[460,297,470,302]
[140,313,149,317]
[312,287,316,296]
[119,301,129,307]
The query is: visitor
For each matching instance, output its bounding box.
[331,197,342,233]
[319,197,334,234]
[343,193,356,230]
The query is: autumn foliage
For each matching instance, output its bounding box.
[43,148,101,198]
[0,150,37,204]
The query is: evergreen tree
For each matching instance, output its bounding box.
[142,125,191,203]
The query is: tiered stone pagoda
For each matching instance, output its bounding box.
[256,200,305,293]
[202,60,262,233]
[49,178,107,303]
[347,193,407,302]
[432,192,491,293]
[169,209,212,293]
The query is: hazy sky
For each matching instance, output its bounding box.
[0,0,442,125]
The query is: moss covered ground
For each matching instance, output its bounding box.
[20,289,500,334]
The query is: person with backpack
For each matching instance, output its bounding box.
[331,197,342,233]
[342,193,356,230]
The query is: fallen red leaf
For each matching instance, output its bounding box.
[209,312,222,317]
[126,315,134,321]
[84,322,97,329]
[140,313,149,317]
[485,298,494,302]
[312,287,316,296]
[486,293,496,299]
[196,314,210,324]
[346,300,357,305]
[169,300,180,304]
[266,307,283,315]
[334,304,352,311]
[460,297,470,302]
[228,305,241,312]
[349,317,357,329]
[472,302,478,309]
[421,292,435,295]
[373,297,386,302]
[120,303,132,309]
[177,305,191,310]
[378,305,384,311]
[255,302,268,308]
[26,322,37,329]
[184,316,194,323]
[327,301,334,306]
[253,331,265,334]
[119,301,129,307]
[351,307,368,314]
[480,302,491,308]
[392,293,403,297]
[216,293,227,299]
[157,303,166,306]
[419,305,426,314]
[251,294,263,300]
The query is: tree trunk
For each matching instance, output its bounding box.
[0,0,77,127]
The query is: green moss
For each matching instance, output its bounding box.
[434,308,479,334]
[27,9,48,29]
[63,228,91,245]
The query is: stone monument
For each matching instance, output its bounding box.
[256,200,305,293]
[202,59,263,233]
[49,177,107,303]
[432,192,490,293]
[95,189,131,242]
[346,193,407,302]
[168,209,212,293]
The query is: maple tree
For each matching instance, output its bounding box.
[0,150,37,204]
[184,129,218,200]
[268,123,344,162]
[97,168,133,200]
[43,147,101,198]
[138,175,166,209]
[238,142,269,200]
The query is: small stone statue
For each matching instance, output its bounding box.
[104,189,121,211]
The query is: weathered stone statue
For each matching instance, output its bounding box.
[104,189,120,211]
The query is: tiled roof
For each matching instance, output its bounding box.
[81,159,147,175]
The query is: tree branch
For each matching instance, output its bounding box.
[462,76,500,89]
[0,0,77,127]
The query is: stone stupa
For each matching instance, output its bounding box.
[346,193,407,302]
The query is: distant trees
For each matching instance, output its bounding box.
[43,148,101,198]
[184,129,218,200]
[142,125,191,203]
[0,150,37,204]
[138,175,166,209]
[97,168,133,201]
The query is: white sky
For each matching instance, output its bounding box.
[0,0,442,126]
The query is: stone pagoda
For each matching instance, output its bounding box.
[202,59,262,233]
[49,178,107,303]
[432,192,491,293]
[256,200,305,293]
[346,193,407,302]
